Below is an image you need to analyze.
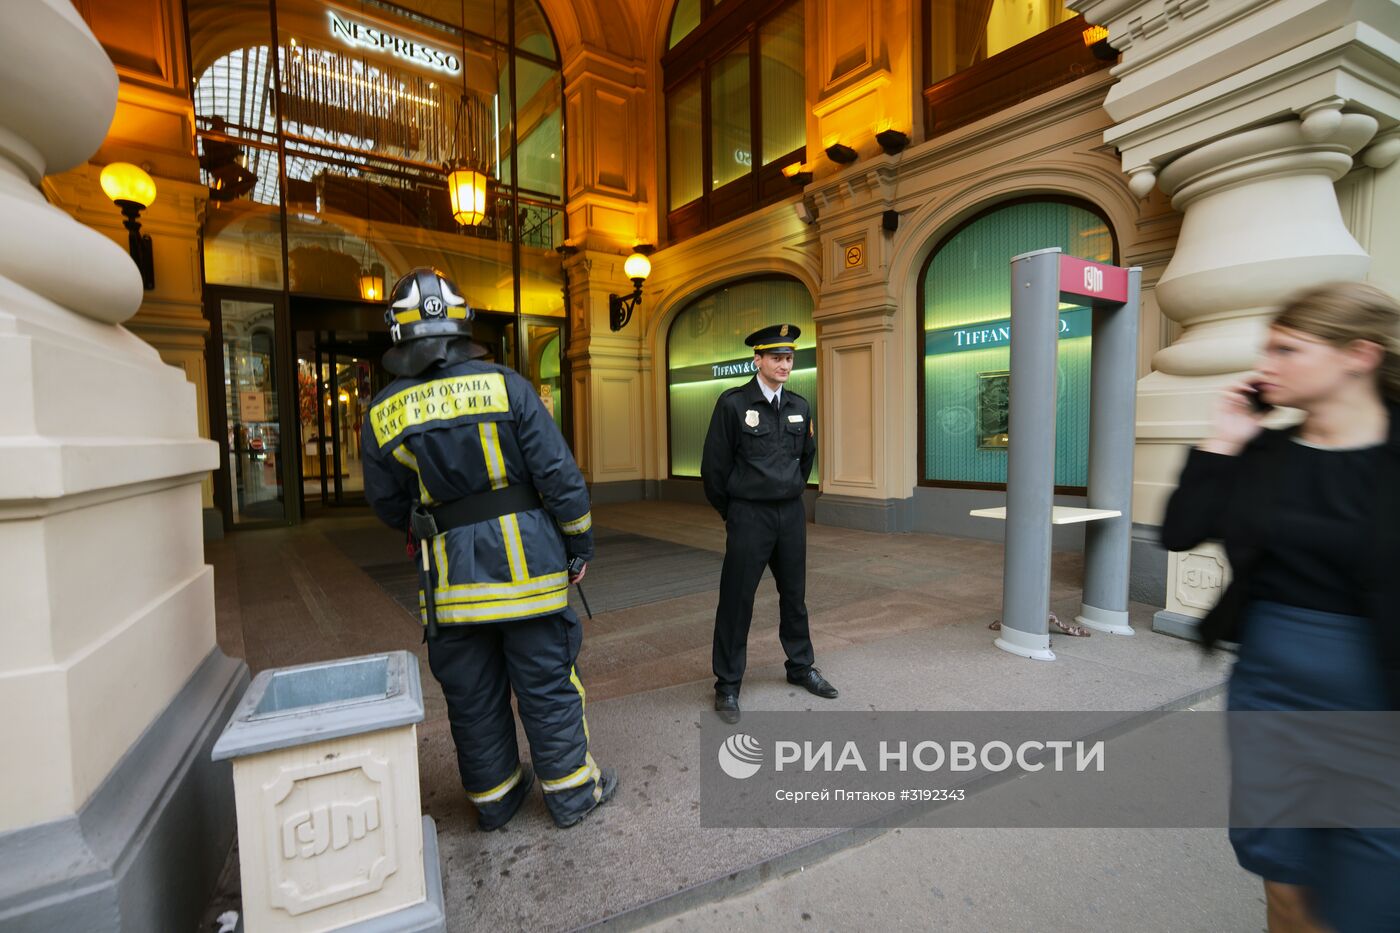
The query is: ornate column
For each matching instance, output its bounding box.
[0,3,245,930]
[44,172,216,519]
[559,47,652,495]
[51,0,217,524]
[1071,0,1400,635]
[808,162,917,531]
[804,0,924,531]
[562,247,653,498]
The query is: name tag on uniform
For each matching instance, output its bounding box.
[788,414,804,423]
[744,410,760,428]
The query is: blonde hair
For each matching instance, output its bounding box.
[1272,281,1400,402]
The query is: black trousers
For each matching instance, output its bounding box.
[426,610,604,826]
[712,497,815,693]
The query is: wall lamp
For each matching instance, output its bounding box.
[824,141,858,164]
[100,162,157,290]
[782,162,813,186]
[608,245,654,331]
[876,128,910,155]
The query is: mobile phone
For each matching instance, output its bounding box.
[1245,383,1274,414]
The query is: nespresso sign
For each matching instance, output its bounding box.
[328,11,462,74]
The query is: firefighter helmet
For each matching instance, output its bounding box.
[384,267,473,344]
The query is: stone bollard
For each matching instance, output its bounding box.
[212,652,445,933]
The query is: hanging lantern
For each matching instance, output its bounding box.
[358,267,385,301]
[447,163,488,226]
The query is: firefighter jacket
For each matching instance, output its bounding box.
[362,359,593,626]
[700,376,816,519]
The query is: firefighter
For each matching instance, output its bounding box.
[362,267,616,830]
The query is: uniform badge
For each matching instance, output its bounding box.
[788,414,803,423]
[780,324,789,337]
[745,409,760,428]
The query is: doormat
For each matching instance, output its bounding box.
[322,522,725,618]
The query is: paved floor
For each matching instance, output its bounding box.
[639,827,1262,933]
[635,694,1265,933]
[207,500,1255,932]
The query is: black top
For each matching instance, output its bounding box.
[700,377,816,518]
[1247,439,1386,616]
[1160,407,1400,710]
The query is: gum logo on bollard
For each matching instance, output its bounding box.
[281,797,381,859]
[718,733,764,779]
[264,753,401,915]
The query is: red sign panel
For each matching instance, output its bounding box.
[1058,255,1129,304]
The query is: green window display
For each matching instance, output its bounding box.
[920,200,1115,488]
[667,277,819,482]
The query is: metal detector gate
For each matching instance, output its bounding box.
[971,248,1142,660]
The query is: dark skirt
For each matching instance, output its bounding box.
[1227,600,1400,933]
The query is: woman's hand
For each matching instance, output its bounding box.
[1199,380,1268,456]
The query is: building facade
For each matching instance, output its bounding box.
[45,0,1400,555]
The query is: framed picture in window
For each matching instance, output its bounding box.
[977,370,1010,449]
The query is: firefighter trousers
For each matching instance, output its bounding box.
[426,610,604,827]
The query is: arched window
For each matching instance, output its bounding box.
[666,277,819,482]
[663,0,806,243]
[918,198,1115,491]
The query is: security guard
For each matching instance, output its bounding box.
[362,267,617,830]
[701,323,838,724]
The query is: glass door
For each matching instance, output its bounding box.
[297,330,392,508]
[522,316,566,435]
[215,296,290,525]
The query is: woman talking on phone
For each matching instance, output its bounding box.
[1162,281,1400,933]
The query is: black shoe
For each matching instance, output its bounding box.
[714,692,741,724]
[787,668,838,699]
[555,767,619,829]
[477,764,534,832]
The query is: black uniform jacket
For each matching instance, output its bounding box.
[1159,404,1400,709]
[701,376,816,519]
[362,357,593,626]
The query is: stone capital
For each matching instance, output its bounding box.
[1146,113,1374,375]
[1074,0,1400,191]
